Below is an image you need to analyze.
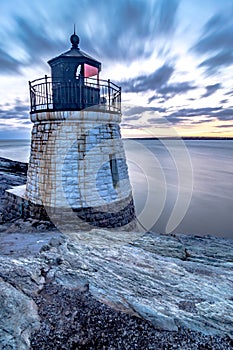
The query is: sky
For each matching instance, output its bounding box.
[0,0,233,139]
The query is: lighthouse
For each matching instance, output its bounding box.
[24,31,136,230]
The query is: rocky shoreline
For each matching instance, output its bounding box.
[0,157,27,222]
[0,157,232,349]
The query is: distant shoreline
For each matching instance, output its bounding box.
[123,136,233,140]
[1,137,233,141]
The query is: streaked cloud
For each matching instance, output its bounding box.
[120,63,174,93]
[0,47,22,74]
[0,101,29,121]
[193,12,233,74]
[0,0,180,74]
[217,124,233,128]
[201,83,221,98]
[164,107,233,121]
[149,81,196,103]
[0,0,232,137]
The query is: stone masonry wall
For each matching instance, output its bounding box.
[4,186,136,231]
[25,110,135,228]
[3,186,49,222]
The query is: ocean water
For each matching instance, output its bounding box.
[125,139,233,239]
[0,139,30,163]
[0,138,232,239]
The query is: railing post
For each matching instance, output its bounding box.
[119,86,121,113]
[79,77,82,108]
[45,75,49,110]
[29,81,32,112]
[108,79,111,109]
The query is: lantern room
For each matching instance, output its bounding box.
[29,32,121,113]
[48,32,101,110]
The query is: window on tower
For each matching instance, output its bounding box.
[76,65,81,77]
[109,154,119,188]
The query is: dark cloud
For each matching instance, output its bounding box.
[147,117,162,124]
[148,81,196,103]
[199,51,233,74]
[147,117,185,125]
[217,124,233,128]
[0,18,63,74]
[124,106,152,116]
[120,63,174,93]
[123,115,142,122]
[0,101,29,121]
[15,16,65,65]
[156,0,180,35]
[122,105,168,123]
[0,47,22,74]
[166,107,220,118]
[150,106,167,113]
[201,83,221,98]
[21,120,32,125]
[0,99,31,139]
[121,122,151,130]
[0,123,10,128]
[225,90,233,97]
[194,14,233,52]
[158,82,196,95]
[213,108,233,121]
[123,105,166,116]
[120,123,137,129]
[148,114,203,126]
[148,114,215,126]
[193,13,233,74]
[148,95,164,103]
[189,118,215,125]
[164,107,233,123]
[14,105,29,112]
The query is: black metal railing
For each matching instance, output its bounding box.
[29,75,121,114]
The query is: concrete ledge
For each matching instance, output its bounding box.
[6,184,27,199]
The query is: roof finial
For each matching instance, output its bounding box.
[70,25,79,49]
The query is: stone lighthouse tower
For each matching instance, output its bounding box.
[25,32,135,230]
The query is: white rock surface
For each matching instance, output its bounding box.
[0,276,40,350]
[49,231,233,337]
[0,228,232,349]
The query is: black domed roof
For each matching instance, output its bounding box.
[48,32,101,70]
